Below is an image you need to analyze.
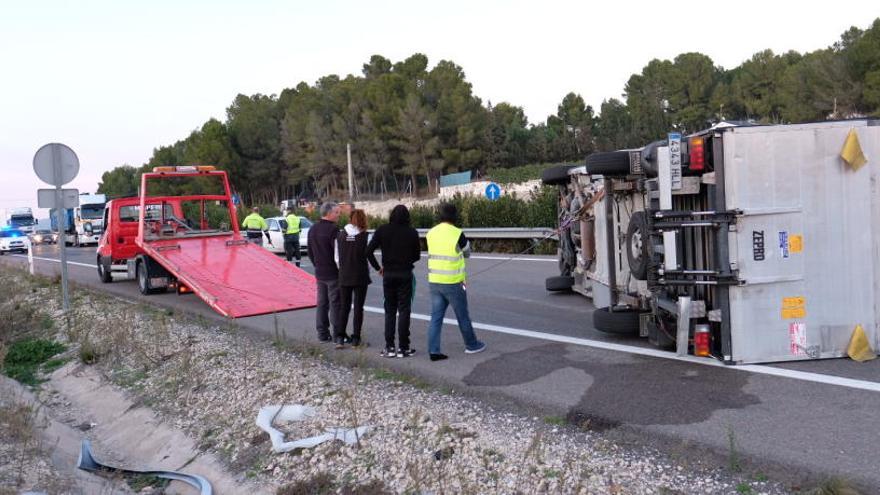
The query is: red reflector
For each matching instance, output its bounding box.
[694,324,711,357]
[689,137,705,171]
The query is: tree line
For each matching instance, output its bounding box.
[98,19,880,206]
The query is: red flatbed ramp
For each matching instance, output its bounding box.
[143,236,316,318]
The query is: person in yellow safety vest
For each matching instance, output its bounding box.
[283,209,302,267]
[241,207,270,246]
[426,203,486,361]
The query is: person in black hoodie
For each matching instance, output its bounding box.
[367,204,421,358]
[307,202,343,344]
[336,209,370,348]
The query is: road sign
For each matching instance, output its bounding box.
[485,182,501,201]
[33,142,79,314]
[33,143,79,186]
[37,188,79,209]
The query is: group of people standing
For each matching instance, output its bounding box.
[306,201,487,361]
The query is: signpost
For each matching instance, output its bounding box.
[33,143,80,313]
[485,182,501,201]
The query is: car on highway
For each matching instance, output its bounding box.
[0,228,30,254]
[30,229,57,245]
[264,216,312,255]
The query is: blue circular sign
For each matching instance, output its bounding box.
[485,182,501,200]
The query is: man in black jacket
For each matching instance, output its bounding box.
[367,205,421,357]
[307,202,343,343]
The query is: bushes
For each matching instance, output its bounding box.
[484,162,573,184]
[396,188,557,230]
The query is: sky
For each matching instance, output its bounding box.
[1,0,879,219]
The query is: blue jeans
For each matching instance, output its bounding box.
[428,282,482,354]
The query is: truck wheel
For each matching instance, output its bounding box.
[97,256,112,284]
[593,307,641,336]
[546,275,574,292]
[541,165,574,185]
[137,260,160,295]
[585,151,631,176]
[626,211,649,280]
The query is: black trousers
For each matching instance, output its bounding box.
[339,285,368,338]
[383,274,413,349]
[283,233,301,263]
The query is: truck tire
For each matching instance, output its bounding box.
[97,255,112,284]
[626,211,649,280]
[136,259,165,295]
[541,165,574,185]
[585,151,631,176]
[545,275,574,292]
[592,307,641,336]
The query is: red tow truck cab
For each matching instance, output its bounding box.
[97,165,316,318]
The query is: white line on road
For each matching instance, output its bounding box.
[420,253,556,262]
[15,254,880,394]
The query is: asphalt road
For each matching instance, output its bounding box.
[6,244,880,490]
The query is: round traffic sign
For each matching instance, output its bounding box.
[33,143,79,186]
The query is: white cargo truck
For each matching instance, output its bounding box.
[2,207,37,234]
[544,119,879,364]
[55,193,106,246]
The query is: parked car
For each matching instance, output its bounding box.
[264,216,312,255]
[30,229,57,245]
[0,228,30,254]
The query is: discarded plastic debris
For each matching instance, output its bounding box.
[847,324,877,362]
[256,404,371,453]
[76,439,212,495]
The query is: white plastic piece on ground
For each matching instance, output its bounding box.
[256,405,371,453]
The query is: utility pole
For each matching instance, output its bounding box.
[347,142,354,203]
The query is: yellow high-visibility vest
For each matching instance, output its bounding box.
[426,223,466,284]
[285,214,301,234]
[242,213,267,230]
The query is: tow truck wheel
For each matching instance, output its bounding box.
[137,260,159,295]
[97,256,112,284]
[546,275,574,291]
[541,165,575,185]
[593,307,641,336]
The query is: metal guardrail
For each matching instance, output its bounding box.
[414,227,557,240]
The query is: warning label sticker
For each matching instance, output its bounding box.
[789,323,807,356]
[782,297,806,319]
[789,234,803,254]
[778,231,790,259]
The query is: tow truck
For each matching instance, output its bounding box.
[97,165,316,318]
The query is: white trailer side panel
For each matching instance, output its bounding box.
[724,120,879,363]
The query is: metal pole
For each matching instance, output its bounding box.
[51,145,70,312]
[347,142,353,203]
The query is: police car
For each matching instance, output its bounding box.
[0,228,30,254]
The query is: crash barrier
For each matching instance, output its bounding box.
[414,227,557,240]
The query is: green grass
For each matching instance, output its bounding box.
[128,474,170,491]
[736,483,753,494]
[2,338,66,386]
[543,415,566,426]
[42,356,70,373]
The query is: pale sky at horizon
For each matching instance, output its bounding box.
[2,0,879,218]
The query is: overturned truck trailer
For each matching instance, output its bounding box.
[545,119,880,364]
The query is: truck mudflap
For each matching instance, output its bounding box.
[143,235,316,318]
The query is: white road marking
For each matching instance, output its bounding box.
[420,253,556,262]
[14,254,880,393]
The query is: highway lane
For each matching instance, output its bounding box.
[6,244,880,490]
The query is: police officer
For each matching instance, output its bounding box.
[283,208,302,266]
[425,203,486,361]
[241,207,269,246]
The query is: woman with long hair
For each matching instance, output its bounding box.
[336,209,371,348]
